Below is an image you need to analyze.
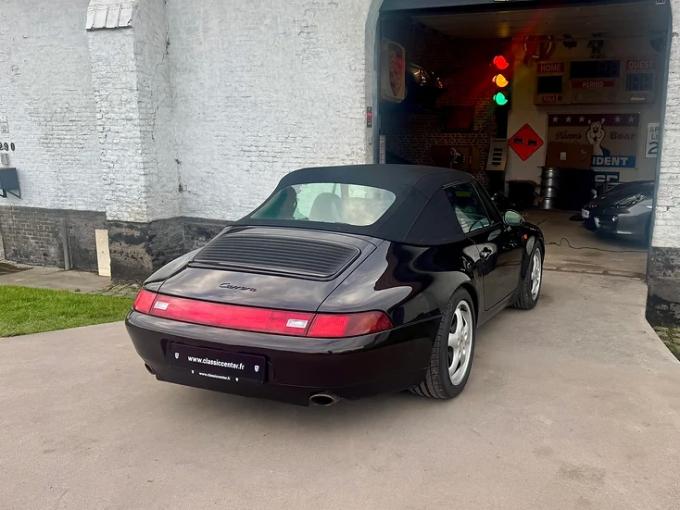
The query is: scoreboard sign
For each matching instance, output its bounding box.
[536,62,566,105]
[625,59,656,102]
[535,58,656,105]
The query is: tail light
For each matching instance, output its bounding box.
[307,311,393,338]
[131,290,392,338]
[133,289,157,314]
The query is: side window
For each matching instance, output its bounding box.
[473,182,502,223]
[445,183,492,234]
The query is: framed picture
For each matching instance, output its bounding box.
[381,39,406,103]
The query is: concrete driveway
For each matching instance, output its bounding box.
[524,209,649,278]
[1,271,679,509]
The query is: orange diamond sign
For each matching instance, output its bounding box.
[508,123,544,161]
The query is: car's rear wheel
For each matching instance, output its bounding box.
[411,288,475,399]
[512,244,543,310]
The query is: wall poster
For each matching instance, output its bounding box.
[380,39,406,103]
[547,114,640,169]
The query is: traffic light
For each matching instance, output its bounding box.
[491,54,512,107]
[493,91,509,106]
[490,53,512,138]
[492,74,509,88]
[492,55,510,71]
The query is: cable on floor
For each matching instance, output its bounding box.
[546,237,648,254]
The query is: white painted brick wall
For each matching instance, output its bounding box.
[87,25,147,222]
[166,0,375,220]
[87,0,179,223]
[2,0,678,253]
[133,0,180,220]
[0,0,102,212]
[653,1,680,249]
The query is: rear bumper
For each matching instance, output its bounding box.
[125,311,438,405]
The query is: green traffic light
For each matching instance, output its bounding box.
[493,92,509,106]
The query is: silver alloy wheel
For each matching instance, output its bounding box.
[447,301,473,386]
[530,250,542,300]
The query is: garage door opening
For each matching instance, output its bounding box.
[376,0,671,278]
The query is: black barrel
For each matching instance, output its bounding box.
[541,167,560,210]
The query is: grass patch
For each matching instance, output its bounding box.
[654,326,680,361]
[0,286,133,337]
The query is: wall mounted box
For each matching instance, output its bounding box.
[544,143,593,170]
[0,167,20,198]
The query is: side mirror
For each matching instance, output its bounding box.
[503,210,524,227]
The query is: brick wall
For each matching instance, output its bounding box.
[385,113,492,169]
[647,0,680,325]
[0,0,102,212]
[380,19,500,171]
[647,248,680,325]
[107,218,185,281]
[132,0,180,221]
[653,3,680,250]
[183,217,229,252]
[0,208,63,267]
[1,0,680,300]
[0,206,105,270]
[165,0,375,221]
[87,0,180,224]
[107,216,229,280]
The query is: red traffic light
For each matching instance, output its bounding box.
[492,55,510,71]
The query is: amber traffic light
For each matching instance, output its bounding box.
[492,74,509,88]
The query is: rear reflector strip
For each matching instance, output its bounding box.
[132,289,392,338]
[147,294,315,336]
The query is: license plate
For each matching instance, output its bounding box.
[581,208,590,219]
[169,344,266,383]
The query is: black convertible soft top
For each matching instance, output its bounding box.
[237,164,473,245]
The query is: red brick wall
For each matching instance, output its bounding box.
[380,18,509,173]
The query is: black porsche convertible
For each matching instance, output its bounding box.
[127,165,544,405]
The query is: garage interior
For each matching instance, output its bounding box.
[377,0,671,278]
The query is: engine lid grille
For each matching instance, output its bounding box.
[193,234,361,279]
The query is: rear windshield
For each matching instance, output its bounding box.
[603,181,653,199]
[251,183,396,226]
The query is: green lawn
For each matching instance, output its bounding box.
[655,326,680,361]
[0,286,133,337]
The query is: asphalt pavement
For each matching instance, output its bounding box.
[1,271,679,509]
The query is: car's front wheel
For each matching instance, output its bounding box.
[512,244,543,310]
[411,288,475,399]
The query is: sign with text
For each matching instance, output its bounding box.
[646,122,660,159]
[547,114,639,169]
[537,62,565,75]
[535,58,657,105]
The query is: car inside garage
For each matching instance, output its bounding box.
[377,0,671,278]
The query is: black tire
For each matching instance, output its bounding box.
[512,244,543,310]
[410,288,476,399]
